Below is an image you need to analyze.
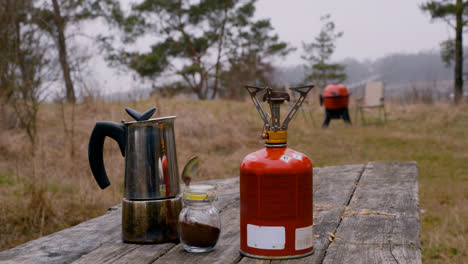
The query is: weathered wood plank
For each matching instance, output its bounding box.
[71,195,241,264]
[69,178,240,264]
[71,242,175,264]
[0,177,239,264]
[161,165,364,264]
[150,196,241,264]
[322,162,420,264]
[69,164,365,264]
[0,163,421,264]
[0,206,121,264]
[208,177,240,210]
[268,164,366,264]
[389,244,422,264]
[322,243,422,264]
[330,243,397,264]
[238,258,270,264]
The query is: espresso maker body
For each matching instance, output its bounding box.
[88,108,182,243]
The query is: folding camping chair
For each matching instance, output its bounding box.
[355,81,387,124]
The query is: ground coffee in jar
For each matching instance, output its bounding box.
[179,222,220,248]
[178,184,221,252]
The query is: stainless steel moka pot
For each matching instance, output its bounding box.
[88,107,182,243]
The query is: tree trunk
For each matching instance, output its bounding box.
[52,0,76,103]
[212,1,228,100]
[454,0,464,104]
[199,71,207,100]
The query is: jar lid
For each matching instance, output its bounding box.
[183,184,216,201]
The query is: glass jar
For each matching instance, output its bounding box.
[178,184,221,253]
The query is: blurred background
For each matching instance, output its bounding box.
[0,0,466,263]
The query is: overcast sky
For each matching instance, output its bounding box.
[88,0,457,95]
[255,0,452,65]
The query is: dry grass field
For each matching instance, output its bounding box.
[0,96,466,263]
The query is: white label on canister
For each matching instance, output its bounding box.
[247,224,285,250]
[293,154,303,161]
[295,225,313,250]
[280,155,291,163]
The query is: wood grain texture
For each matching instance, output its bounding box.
[322,162,421,264]
[0,163,422,264]
[0,206,121,264]
[238,257,271,264]
[323,243,421,264]
[69,178,241,264]
[269,164,366,264]
[0,177,239,264]
[71,242,175,264]
[151,197,241,264]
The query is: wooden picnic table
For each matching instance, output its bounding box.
[0,161,421,264]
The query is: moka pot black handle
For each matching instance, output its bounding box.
[88,121,126,189]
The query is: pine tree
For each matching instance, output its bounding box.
[421,0,468,104]
[220,3,293,99]
[301,14,346,89]
[101,0,291,100]
[101,0,237,99]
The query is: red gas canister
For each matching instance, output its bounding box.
[240,85,314,259]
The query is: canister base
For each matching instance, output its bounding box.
[122,196,183,243]
[240,249,314,260]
